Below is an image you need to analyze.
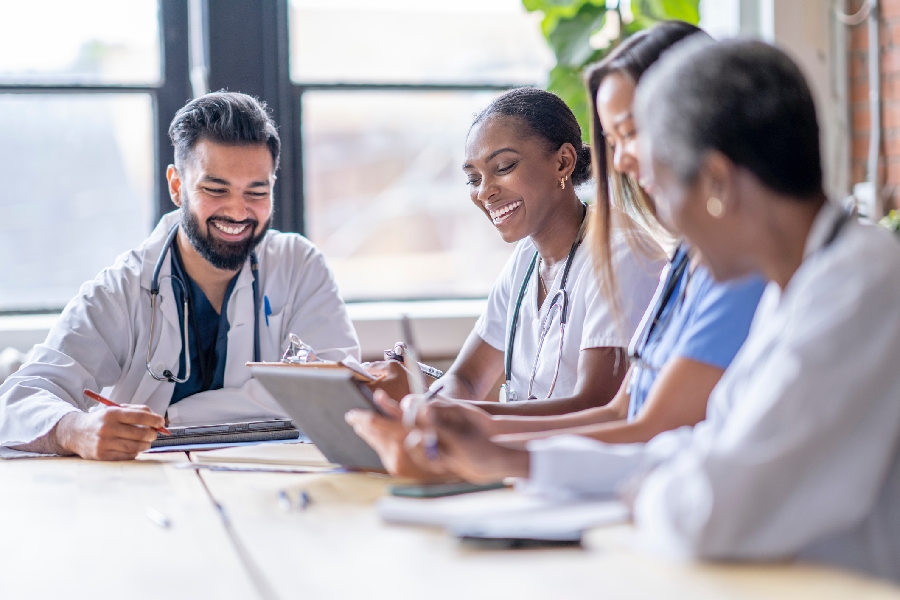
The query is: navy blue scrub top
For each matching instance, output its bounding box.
[169,243,239,404]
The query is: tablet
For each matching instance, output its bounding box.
[249,365,386,471]
[150,419,300,448]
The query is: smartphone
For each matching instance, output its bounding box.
[387,481,506,498]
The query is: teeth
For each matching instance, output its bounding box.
[489,201,522,224]
[213,222,248,235]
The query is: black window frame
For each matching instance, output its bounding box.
[0,0,527,314]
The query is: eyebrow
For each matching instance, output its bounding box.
[201,175,231,186]
[200,175,270,188]
[461,147,520,170]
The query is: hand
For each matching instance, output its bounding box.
[55,406,164,460]
[344,390,457,482]
[404,403,530,484]
[364,361,413,401]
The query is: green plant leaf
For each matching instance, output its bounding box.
[523,0,700,141]
[547,4,608,67]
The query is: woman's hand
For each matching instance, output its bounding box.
[345,390,456,482]
[364,361,413,401]
[404,402,530,484]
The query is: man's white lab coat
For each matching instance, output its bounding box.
[0,211,360,447]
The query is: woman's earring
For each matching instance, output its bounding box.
[707,197,724,218]
[559,177,566,189]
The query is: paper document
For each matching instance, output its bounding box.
[192,440,336,467]
[378,489,629,539]
[339,356,378,382]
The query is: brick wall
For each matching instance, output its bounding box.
[849,0,900,210]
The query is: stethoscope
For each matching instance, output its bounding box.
[146,224,261,383]
[499,203,587,403]
[627,243,691,373]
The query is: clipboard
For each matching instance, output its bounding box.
[245,360,385,384]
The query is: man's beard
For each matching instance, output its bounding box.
[180,195,270,271]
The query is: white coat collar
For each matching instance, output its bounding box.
[803,200,843,260]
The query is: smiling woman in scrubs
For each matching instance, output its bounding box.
[403,39,900,583]
[347,88,663,477]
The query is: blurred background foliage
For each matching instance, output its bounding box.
[523,0,700,140]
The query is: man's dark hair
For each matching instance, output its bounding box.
[635,38,824,199]
[471,87,592,186]
[168,91,281,172]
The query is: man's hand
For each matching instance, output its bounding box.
[55,406,164,460]
[344,390,456,482]
[404,402,530,484]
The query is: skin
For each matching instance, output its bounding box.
[347,115,628,477]
[441,114,625,411]
[13,139,276,461]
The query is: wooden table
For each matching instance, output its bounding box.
[0,454,256,599]
[2,453,899,600]
[197,468,900,600]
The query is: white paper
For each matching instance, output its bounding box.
[340,356,378,381]
[378,489,629,539]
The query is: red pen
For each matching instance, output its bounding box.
[83,389,171,436]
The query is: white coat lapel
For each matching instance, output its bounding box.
[224,260,256,388]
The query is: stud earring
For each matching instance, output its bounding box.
[559,177,566,189]
[707,197,724,218]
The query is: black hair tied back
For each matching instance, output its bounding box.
[473,87,592,186]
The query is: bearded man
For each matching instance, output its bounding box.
[0,92,359,460]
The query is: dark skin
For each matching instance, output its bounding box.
[346,115,626,478]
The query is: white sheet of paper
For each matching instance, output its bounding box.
[379,488,628,536]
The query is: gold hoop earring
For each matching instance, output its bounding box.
[707,197,724,218]
[559,177,566,189]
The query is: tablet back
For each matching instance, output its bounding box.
[250,366,385,471]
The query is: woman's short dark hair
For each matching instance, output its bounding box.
[583,21,708,317]
[168,91,281,172]
[635,38,823,199]
[471,87,592,186]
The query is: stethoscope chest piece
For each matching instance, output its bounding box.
[499,383,517,403]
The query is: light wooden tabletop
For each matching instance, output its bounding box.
[0,454,256,600]
[2,451,899,600]
[197,467,900,600]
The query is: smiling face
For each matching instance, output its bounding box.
[596,72,642,183]
[463,115,573,244]
[167,138,275,271]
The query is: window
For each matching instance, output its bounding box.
[290,0,554,301]
[0,0,164,312]
[1,0,555,312]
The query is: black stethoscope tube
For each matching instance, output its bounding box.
[147,224,261,383]
[501,203,587,401]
